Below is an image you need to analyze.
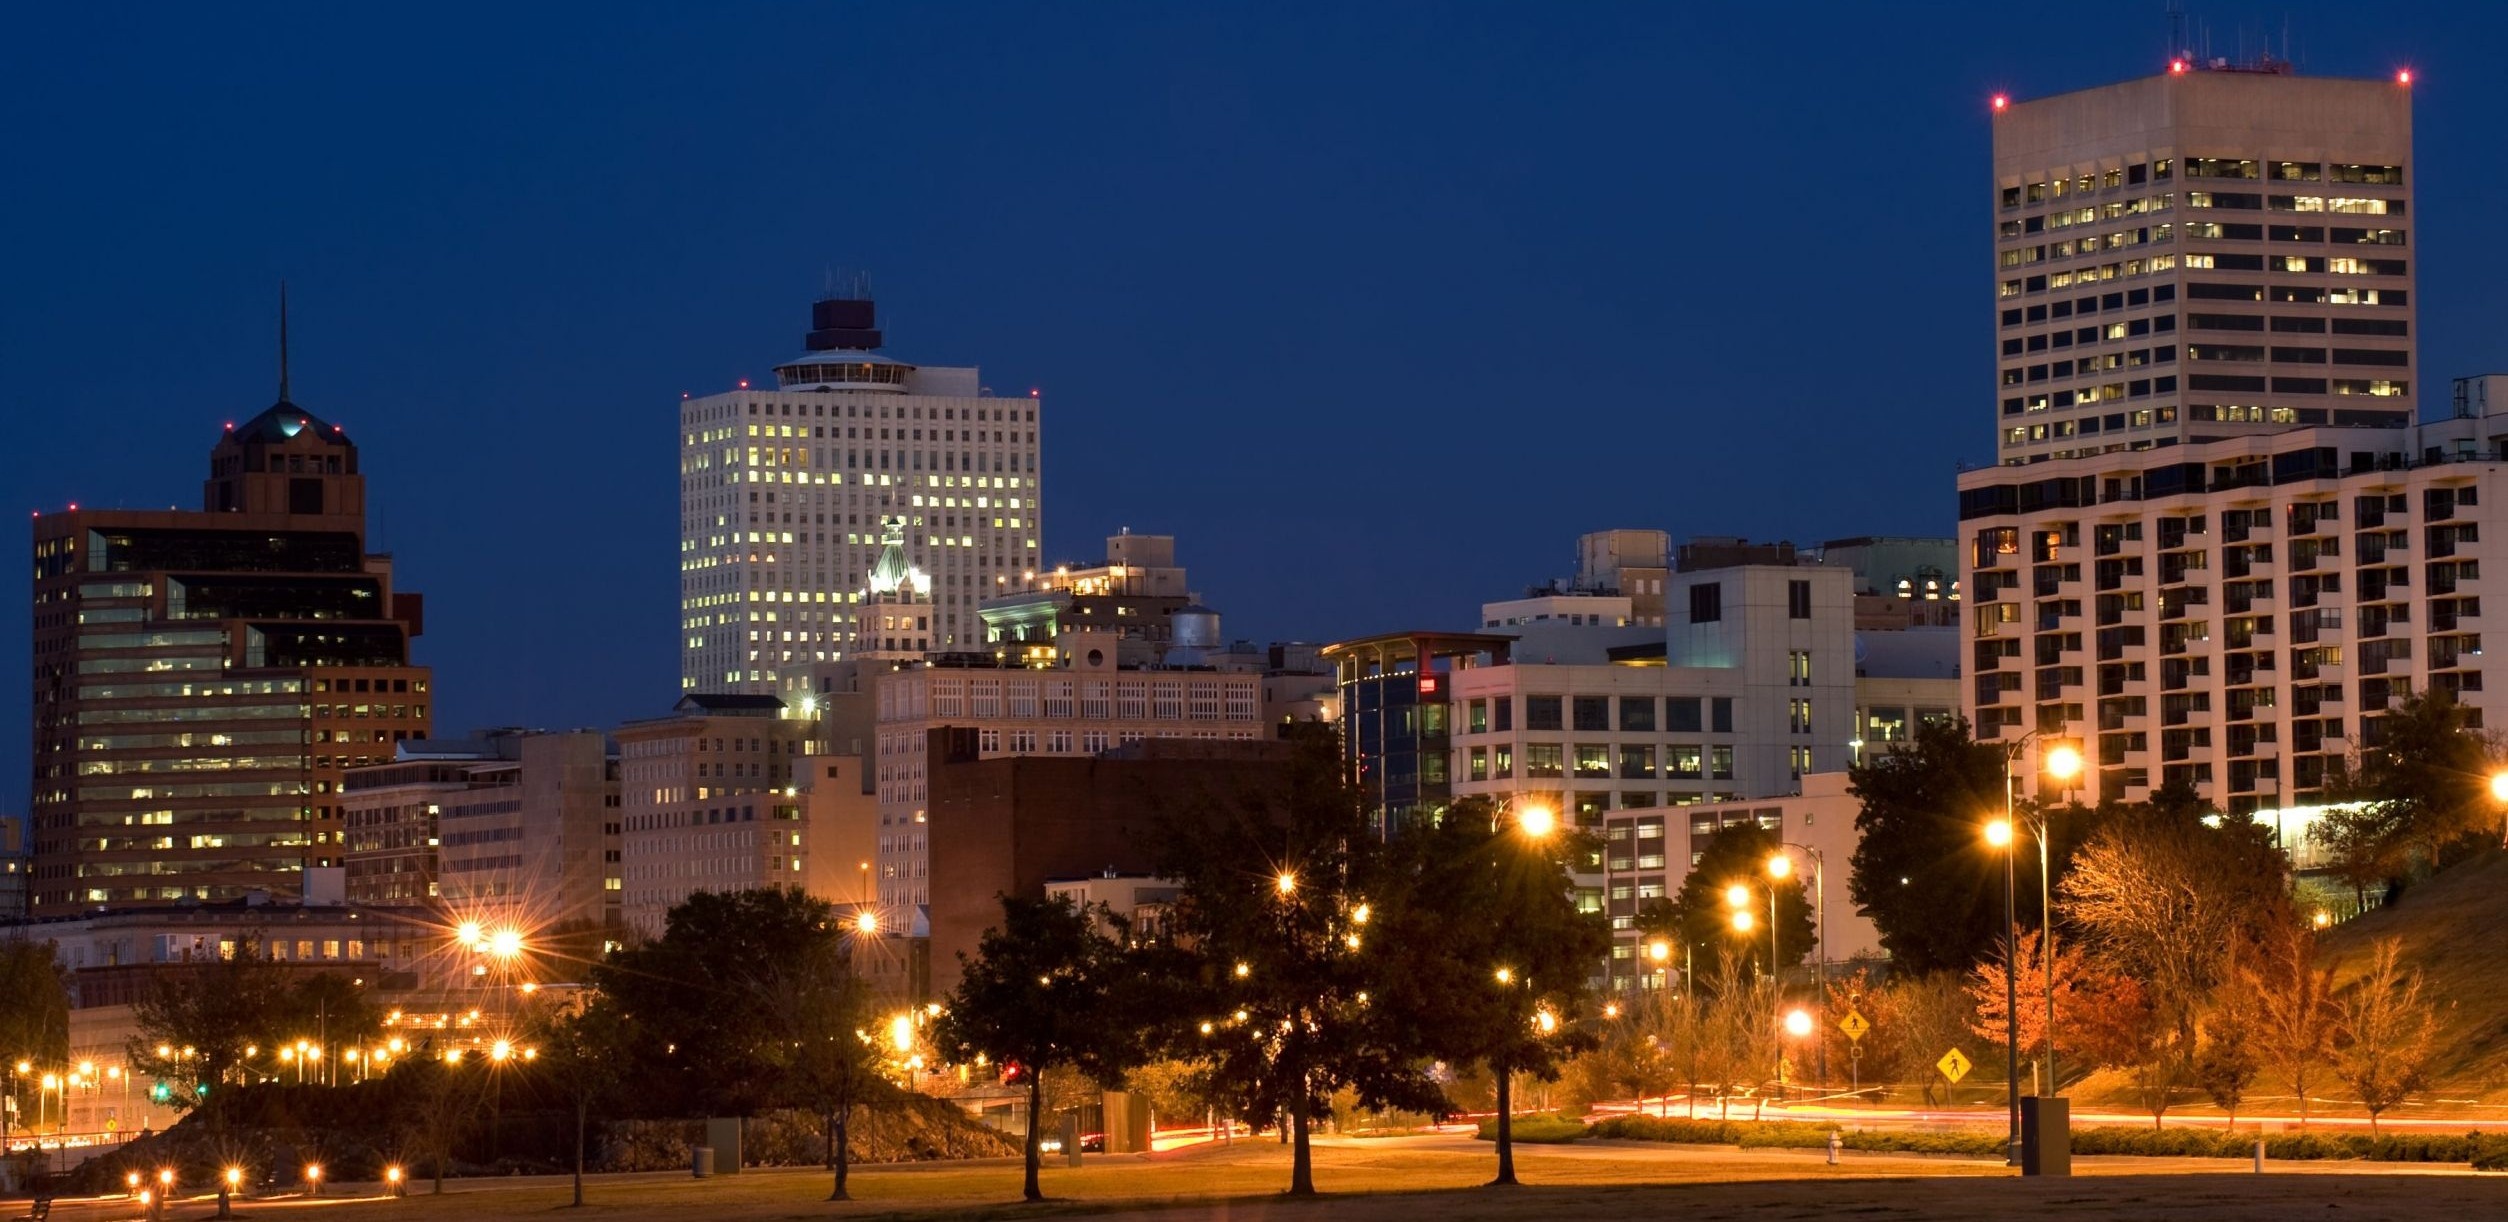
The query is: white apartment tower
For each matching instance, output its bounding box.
[1992,64,2413,466]
[1961,64,2508,842]
[679,291,1042,698]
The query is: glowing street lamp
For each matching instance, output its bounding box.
[853,908,880,935]
[1275,871,1297,896]
[488,929,524,959]
[1516,804,1557,838]
[1984,818,2015,848]
[1783,1008,1814,1039]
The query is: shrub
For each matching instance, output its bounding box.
[1587,1116,1740,1144]
[1585,1117,2494,1165]
[1473,1114,1587,1144]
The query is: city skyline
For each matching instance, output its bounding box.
[11,5,2508,803]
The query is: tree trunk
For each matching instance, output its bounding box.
[1490,1061,1518,1187]
[1287,1091,1315,1196]
[573,1098,587,1207]
[1023,1071,1045,1203]
[831,1106,851,1201]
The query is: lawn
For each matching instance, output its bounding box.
[32,1134,2508,1222]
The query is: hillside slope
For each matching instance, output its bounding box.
[2319,848,2508,1099]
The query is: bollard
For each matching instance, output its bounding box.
[1827,1130,1841,1166]
[2254,1137,2265,1174]
[691,1146,713,1179]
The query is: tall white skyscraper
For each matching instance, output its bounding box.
[1990,62,2413,466]
[679,291,1043,697]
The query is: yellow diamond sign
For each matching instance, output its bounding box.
[1839,1011,1870,1042]
[1937,1047,1972,1084]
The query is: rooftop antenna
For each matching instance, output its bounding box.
[2167,0,2187,59]
[278,281,292,403]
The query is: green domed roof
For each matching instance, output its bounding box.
[226,401,349,446]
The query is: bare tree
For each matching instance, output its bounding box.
[2061,804,2287,1072]
[2241,923,2339,1129]
[2334,938,2441,1134]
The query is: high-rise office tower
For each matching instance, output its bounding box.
[678,290,1043,698]
[1957,61,2508,829]
[28,357,431,916]
[1991,62,2413,466]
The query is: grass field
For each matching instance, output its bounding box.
[28,1132,2508,1222]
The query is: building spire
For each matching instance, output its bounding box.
[278,282,292,404]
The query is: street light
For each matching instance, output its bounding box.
[1516,804,1557,838]
[1771,844,1828,1090]
[2491,771,2508,846]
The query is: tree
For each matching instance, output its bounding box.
[1154,722,1443,1196]
[2334,938,2441,1134]
[397,1054,489,1195]
[1376,796,1609,1186]
[1964,927,2120,1095]
[2194,1014,2259,1130]
[935,894,1146,1203]
[764,935,891,1201]
[1567,994,1680,1115]
[2241,923,2340,1130]
[525,995,634,1207]
[1659,825,1812,981]
[591,888,851,1123]
[275,972,383,1083]
[0,937,68,1122]
[2326,690,2501,872]
[1847,718,2021,974]
[128,934,291,1103]
[1864,971,1977,1107]
[2059,796,2290,1050]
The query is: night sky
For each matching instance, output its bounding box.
[7,4,2504,799]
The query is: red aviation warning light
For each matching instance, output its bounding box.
[2169,58,2189,75]
[1991,94,2009,112]
[2397,69,2414,86]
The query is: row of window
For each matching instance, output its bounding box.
[2004,313,2173,357]
[2002,378,2180,418]
[2183,253,2407,276]
[705,400,1038,424]
[1467,694,1738,734]
[2185,313,2409,336]
[2003,346,2176,386]
[1999,284,2169,328]
[1469,743,1739,782]
[2182,345,2413,367]
[1998,159,2403,210]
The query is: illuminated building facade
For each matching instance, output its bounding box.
[1991,64,2414,466]
[677,290,1042,699]
[28,394,430,917]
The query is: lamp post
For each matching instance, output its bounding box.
[2037,744,2083,1099]
[1984,815,2019,1164]
[1990,734,2082,1176]
[1769,845,1826,1090]
[2490,771,2508,848]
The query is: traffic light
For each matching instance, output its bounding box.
[195,1083,210,1098]
[151,1081,172,1104]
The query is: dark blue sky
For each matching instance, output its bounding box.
[7,3,2505,798]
